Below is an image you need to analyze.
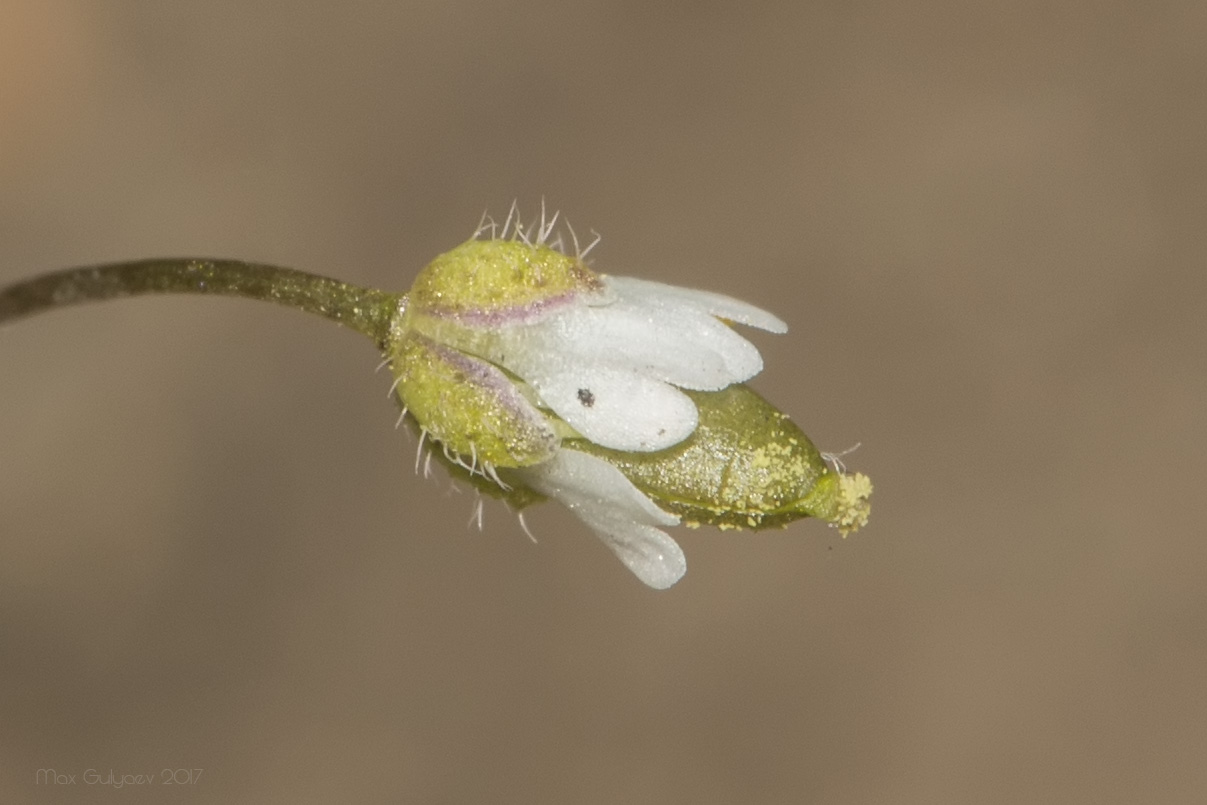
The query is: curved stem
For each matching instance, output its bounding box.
[0,258,403,348]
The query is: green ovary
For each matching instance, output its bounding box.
[571,384,872,532]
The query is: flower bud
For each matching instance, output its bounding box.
[388,229,785,471]
[385,214,869,588]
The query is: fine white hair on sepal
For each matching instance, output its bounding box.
[514,448,686,589]
[468,495,485,531]
[473,200,576,253]
[516,511,538,543]
[822,442,862,475]
[603,275,789,334]
[414,429,429,475]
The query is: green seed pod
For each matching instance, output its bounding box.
[568,384,872,533]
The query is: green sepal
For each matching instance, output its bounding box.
[388,330,558,468]
[408,239,603,319]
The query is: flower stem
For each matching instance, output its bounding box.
[0,258,402,347]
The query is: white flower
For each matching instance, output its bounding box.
[390,217,818,589]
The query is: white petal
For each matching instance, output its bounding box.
[480,291,767,410]
[515,449,685,589]
[555,304,733,385]
[604,275,789,334]
[585,291,766,387]
[521,363,699,452]
[593,521,686,590]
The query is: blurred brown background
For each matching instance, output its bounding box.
[2,2,1204,802]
